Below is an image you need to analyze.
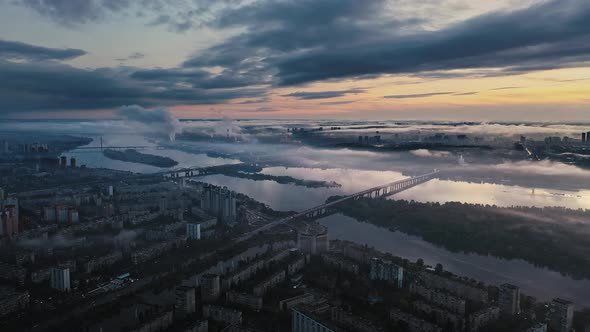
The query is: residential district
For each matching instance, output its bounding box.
[0,145,589,332]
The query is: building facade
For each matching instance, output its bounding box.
[297,224,328,255]
[186,223,201,240]
[201,185,237,223]
[410,282,466,315]
[292,307,337,332]
[389,308,442,332]
[467,307,500,332]
[51,267,71,291]
[253,270,286,296]
[549,298,574,332]
[203,305,242,325]
[226,291,263,310]
[175,286,196,317]
[499,283,520,316]
[370,257,404,288]
[200,274,221,302]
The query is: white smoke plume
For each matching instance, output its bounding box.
[410,149,452,158]
[117,105,182,141]
[181,117,253,141]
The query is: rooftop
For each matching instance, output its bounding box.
[553,298,573,305]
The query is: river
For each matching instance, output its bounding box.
[63,136,590,210]
[62,135,241,173]
[200,166,590,210]
[62,136,590,306]
[320,213,590,307]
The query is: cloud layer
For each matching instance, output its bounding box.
[0,39,86,61]
[283,89,364,100]
[4,0,590,116]
[0,43,266,113]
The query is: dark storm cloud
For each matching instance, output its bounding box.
[18,0,133,25]
[183,0,419,69]
[0,60,266,113]
[147,14,195,33]
[283,89,364,100]
[130,67,268,89]
[0,39,86,61]
[384,92,455,99]
[16,0,247,30]
[9,0,590,114]
[180,0,590,86]
[213,0,383,28]
[208,0,416,53]
[272,0,590,85]
[130,68,210,81]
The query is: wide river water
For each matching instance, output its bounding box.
[201,167,590,211]
[63,135,241,173]
[320,214,590,308]
[64,136,590,307]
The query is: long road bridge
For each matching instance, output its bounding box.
[236,170,439,242]
[156,165,234,178]
[73,145,169,151]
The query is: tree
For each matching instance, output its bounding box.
[435,263,443,273]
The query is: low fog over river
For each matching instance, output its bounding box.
[4,118,590,307]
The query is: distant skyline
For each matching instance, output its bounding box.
[1,0,590,121]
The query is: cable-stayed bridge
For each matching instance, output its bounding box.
[237,170,439,242]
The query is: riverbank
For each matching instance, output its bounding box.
[331,197,590,280]
[103,149,178,168]
[319,213,590,308]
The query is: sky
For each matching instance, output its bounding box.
[0,0,590,121]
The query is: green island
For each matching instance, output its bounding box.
[103,149,178,168]
[330,196,590,279]
[203,163,342,188]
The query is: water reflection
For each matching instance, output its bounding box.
[320,214,590,308]
[63,134,590,210]
[262,167,407,193]
[201,168,407,211]
[62,135,240,173]
[199,175,340,211]
[203,167,590,211]
[394,179,590,209]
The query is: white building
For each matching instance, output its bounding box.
[186,223,201,240]
[370,258,404,288]
[51,267,70,291]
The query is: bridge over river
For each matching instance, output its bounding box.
[236,170,440,242]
